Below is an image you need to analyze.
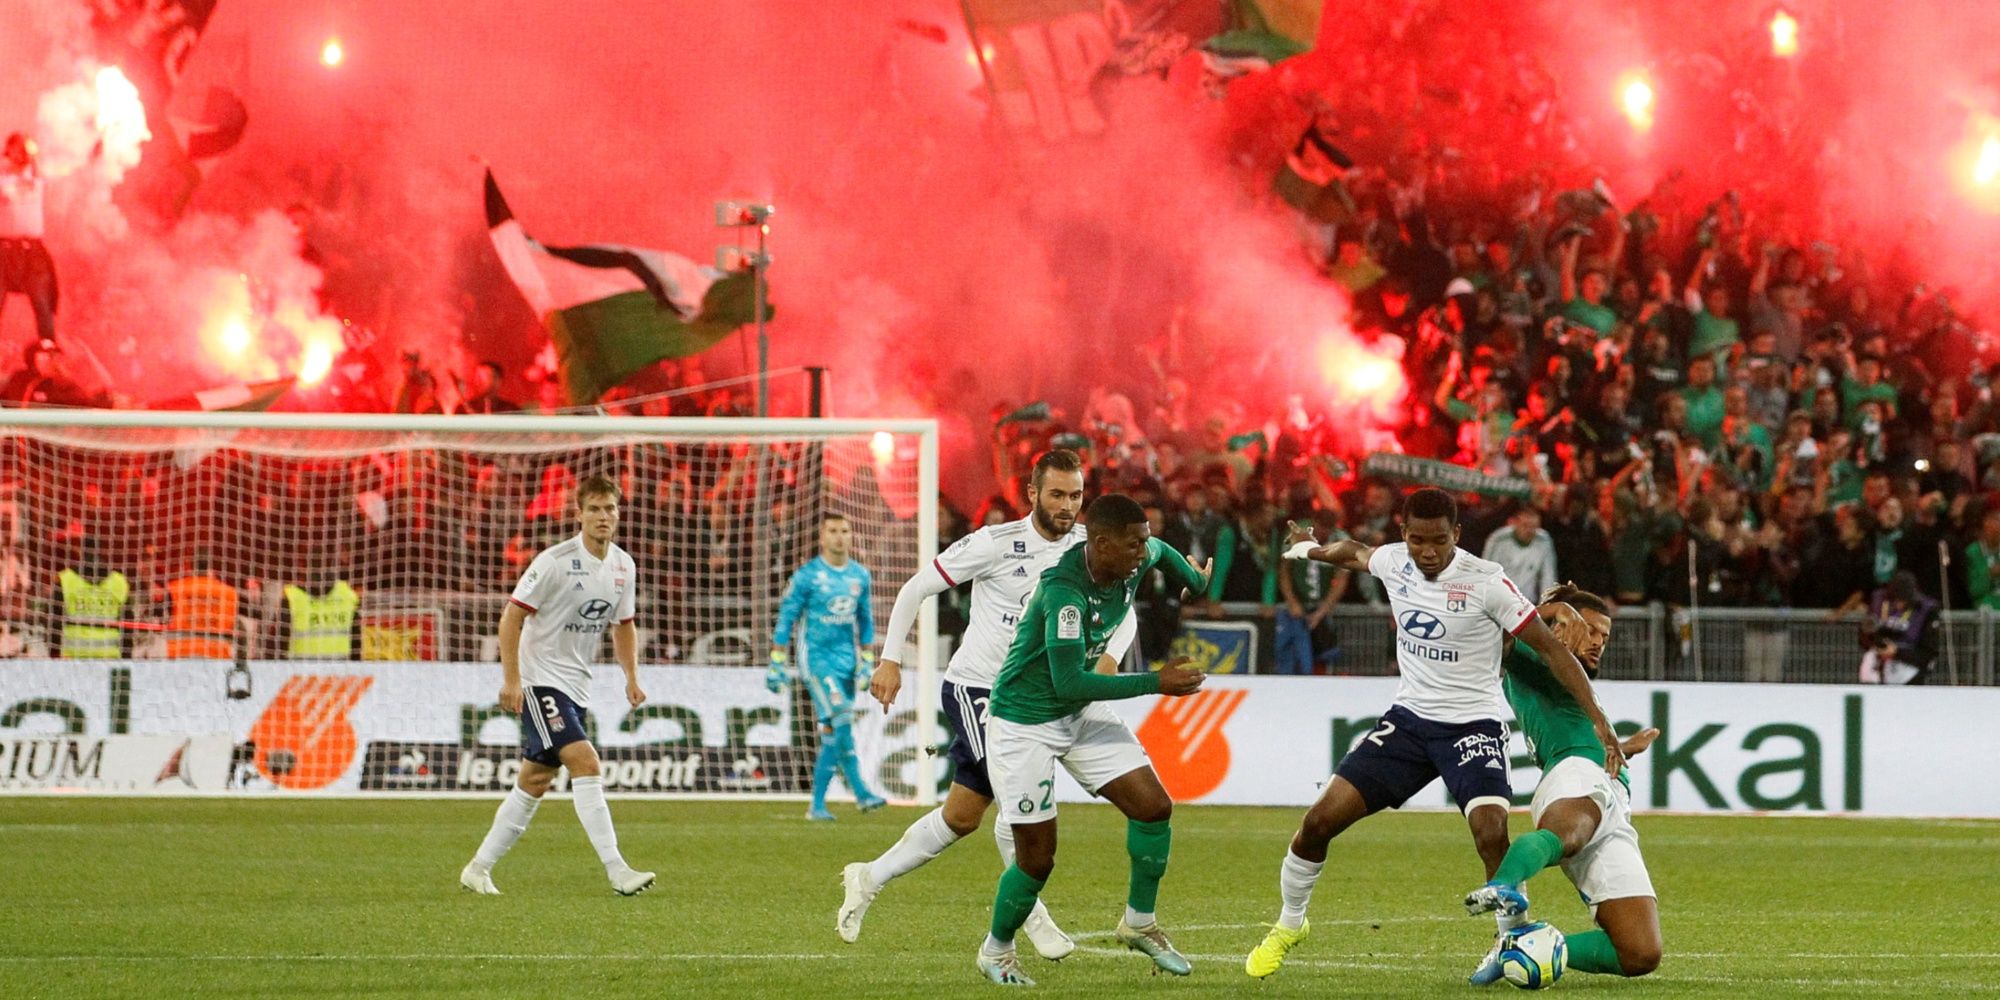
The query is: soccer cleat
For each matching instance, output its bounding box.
[836,862,878,943]
[1021,905,1076,961]
[1468,934,1506,986]
[610,867,656,896]
[1464,882,1529,918]
[1244,919,1309,979]
[857,796,888,813]
[458,862,500,895]
[1115,918,1191,976]
[807,807,836,822]
[976,947,1037,987]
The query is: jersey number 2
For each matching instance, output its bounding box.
[1365,719,1398,747]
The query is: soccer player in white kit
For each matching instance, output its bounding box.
[835,449,1132,960]
[1244,487,1621,978]
[459,476,656,897]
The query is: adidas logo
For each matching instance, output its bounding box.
[573,582,585,590]
[1485,758,1504,770]
[1013,566,1028,577]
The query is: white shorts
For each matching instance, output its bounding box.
[1529,755,1656,909]
[986,703,1153,824]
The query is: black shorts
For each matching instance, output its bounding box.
[1334,704,1512,813]
[520,686,590,766]
[940,680,993,798]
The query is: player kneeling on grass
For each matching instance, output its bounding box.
[460,475,655,897]
[1464,584,1662,983]
[977,494,1210,987]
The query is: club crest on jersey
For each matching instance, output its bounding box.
[1398,610,1448,640]
[1057,605,1082,640]
[1445,583,1474,613]
[848,581,861,596]
[1013,540,1027,553]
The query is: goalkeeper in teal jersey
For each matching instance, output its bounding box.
[770,514,887,820]
[1463,584,1665,984]
[975,494,1211,987]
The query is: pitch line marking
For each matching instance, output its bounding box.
[0,953,850,963]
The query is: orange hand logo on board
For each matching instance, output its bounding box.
[1135,687,1247,802]
[247,675,374,790]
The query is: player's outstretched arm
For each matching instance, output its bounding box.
[872,564,954,711]
[1146,536,1212,600]
[1518,614,1625,778]
[1282,520,1372,573]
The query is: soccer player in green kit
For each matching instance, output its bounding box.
[975,494,1210,987]
[1464,584,1665,984]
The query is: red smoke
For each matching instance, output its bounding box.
[1,1,1996,503]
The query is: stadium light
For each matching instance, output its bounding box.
[321,38,344,68]
[717,200,775,417]
[1770,10,1799,58]
[1620,74,1655,132]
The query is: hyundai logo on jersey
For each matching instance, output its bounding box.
[579,599,612,621]
[1398,610,1447,640]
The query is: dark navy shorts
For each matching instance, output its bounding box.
[940,680,994,798]
[521,686,590,766]
[1334,704,1512,813]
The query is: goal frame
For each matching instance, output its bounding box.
[0,409,942,804]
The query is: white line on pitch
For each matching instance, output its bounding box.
[0,953,849,963]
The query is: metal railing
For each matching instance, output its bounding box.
[1216,603,1998,685]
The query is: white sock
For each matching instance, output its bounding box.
[1124,906,1155,929]
[868,807,961,886]
[472,787,541,869]
[1497,909,1530,933]
[983,934,1014,956]
[1277,849,1324,930]
[569,776,627,870]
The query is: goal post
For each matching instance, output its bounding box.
[0,410,941,803]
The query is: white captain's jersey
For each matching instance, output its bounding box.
[509,535,637,709]
[934,516,1086,687]
[1368,542,1537,724]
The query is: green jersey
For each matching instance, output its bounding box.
[1501,639,1628,790]
[989,537,1207,726]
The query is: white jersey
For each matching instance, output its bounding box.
[934,516,1086,687]
[1368,542,1537,724]
[509,535,637,708]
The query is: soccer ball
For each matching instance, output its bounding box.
[1499,921,1566,990]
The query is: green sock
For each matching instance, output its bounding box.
[1492,828,1564,886]
[1126,818,1172,915]
[989,864,1046,944]
[1564,929,1625,974]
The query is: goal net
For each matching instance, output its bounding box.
[0,411,940,802]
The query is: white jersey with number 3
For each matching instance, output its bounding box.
[933,517,1086,688]
[509,535,637,709]
[1368,542,1537,724]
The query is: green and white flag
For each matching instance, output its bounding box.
[484,170,768,405]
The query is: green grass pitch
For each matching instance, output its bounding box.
[4,798,1996,998]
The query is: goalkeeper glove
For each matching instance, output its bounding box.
[855,650,876,690]
[765,650,792,693]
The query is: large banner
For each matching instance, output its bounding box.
[1078,678,2000,817]
[4,665,1994,816]
[961,0,1223,142]
[0,661,930,798]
